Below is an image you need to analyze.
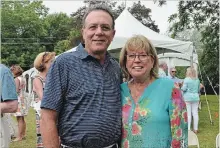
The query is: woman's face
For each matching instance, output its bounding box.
[11,66,19,77]
[126,49,154,79]
[44,57,54,71]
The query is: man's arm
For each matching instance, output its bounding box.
[0,100,18,113]
[40,108,60,148]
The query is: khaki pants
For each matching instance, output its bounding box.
[0,115,11,148]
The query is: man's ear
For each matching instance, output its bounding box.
[112,30,116,41]
[81,28,84,36]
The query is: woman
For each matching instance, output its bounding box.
[119,35,188,148]
[33,52,55,148]
[10,65,27,141]
[181,67,200,134]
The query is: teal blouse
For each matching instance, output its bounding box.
[181,77,200,102]
[121,78,188,148]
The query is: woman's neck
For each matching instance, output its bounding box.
[39,72,47,79]
[132,76,152,85]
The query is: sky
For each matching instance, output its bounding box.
[43,1,179,34]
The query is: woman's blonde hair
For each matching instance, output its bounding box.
[119,35,159,81]
[186,67,197,78]
[34,52,56,72]
[10,65,23,77]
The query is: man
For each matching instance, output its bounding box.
[167,67,182,87]
[40,5,121,148]
[0,64,18,148]
[158,60,167,78]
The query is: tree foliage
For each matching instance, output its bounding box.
[70,0,160,32]
[2,0,161,70]
[128,1,159,32]
[1,1,74,69]
[1,1,49,69]
[168,1,219,93]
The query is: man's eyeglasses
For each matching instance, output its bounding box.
[126,54,152,61]
[172,71,176,73]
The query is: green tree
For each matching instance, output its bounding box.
[42,13,73,51]
[54,28,81,54]
[128,1,160,32]
[1,1,49,69]
[168,1,219,92]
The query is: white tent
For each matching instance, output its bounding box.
[158,53,198,75]
[107,9,194,58]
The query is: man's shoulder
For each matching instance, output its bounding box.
[0,64,10,73]
[55,50,82,65]
[0,64,12,78]
[109,57,119,66]
[166,75,172,79]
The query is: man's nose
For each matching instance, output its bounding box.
[95,26,104,35]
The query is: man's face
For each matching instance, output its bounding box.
[163,64,168,71]
[82,10,115,56]
[170,68,177,77]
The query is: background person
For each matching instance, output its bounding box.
[40,5,121,148]
[181,67,200,134]
[158,60,168,78]
[10,65,28,142]
[167,67,182,88]
[119,35,188,148]
[0,64,18,147]
[33,51,56,148]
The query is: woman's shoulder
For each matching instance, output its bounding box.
[157,77,174,86]
[120,82,128,89]
[34,75,45,83]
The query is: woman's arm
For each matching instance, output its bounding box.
[33,78,43,101]
[181,79,187,92]
[169,87,188,148]
[14,78,20,93]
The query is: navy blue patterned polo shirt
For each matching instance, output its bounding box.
[41,43,122,148]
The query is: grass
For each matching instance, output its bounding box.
[10,108,36,148]
[9,95,219,148]
[189,95,219,148]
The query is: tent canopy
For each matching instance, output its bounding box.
[107,9,193,57]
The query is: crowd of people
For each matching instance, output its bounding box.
[0,4,204,148]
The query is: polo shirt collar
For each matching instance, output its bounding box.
[76,43,112,62]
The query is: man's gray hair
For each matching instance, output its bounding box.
[169,66,176,71]
[82,4,115,29]
[159,60,167,67]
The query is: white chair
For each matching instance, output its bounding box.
[216,133,220,148]
[188,130,200,148]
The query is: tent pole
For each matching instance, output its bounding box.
[125,0,127,9]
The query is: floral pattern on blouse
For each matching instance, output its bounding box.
[170,87,188,148]
[121,78,188,148]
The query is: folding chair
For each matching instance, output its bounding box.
[216,133,220,148]
[188,130,200,148]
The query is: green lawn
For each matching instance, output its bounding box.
[10,95,219,148]
[189,95,219,148]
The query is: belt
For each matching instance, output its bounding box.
[60,143,118,148]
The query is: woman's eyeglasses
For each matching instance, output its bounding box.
[126,54,152,61]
